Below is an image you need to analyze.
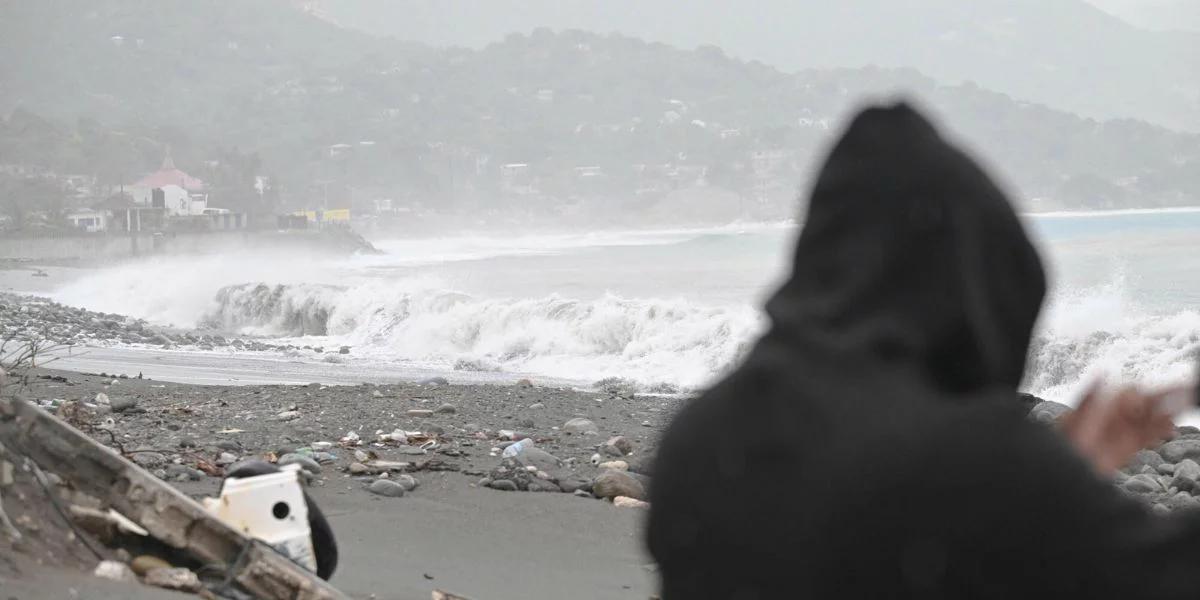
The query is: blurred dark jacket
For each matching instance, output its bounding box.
[647,103,1200,599]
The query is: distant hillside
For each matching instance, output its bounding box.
[316,0,1200,132]
[0,0,1197,222]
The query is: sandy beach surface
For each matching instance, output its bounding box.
[1,363,675,599]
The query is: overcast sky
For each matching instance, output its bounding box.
[1085,0,1200,30]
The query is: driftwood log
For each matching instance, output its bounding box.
[0,397,349,600]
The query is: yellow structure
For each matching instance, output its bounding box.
[294,208,351,223]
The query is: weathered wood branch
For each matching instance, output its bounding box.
[0,397,349,600]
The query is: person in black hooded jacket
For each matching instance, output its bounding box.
[646,103,1192,599]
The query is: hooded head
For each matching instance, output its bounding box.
[766,103,1045,393]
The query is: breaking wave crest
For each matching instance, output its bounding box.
[203,281,765,390]
[1027,279,1200,403]
[200,275,1200,395]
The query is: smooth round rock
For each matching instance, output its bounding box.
[1123,474,1162,494]
[1127,449,1166,473]
[368,479,406,497]
[278,453,322,475]
[1160,439,1200,463]
[563,418,600,435]
[131,555,172,576]
[592,469,646,500]
[489,479,518,491]
[1028,400,1070,423]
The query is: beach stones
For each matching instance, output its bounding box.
[435,403,457,414]
[1171,459,1200,491]
[132,452,166,469]
[563,418,599,435]
[1126,449,1166,474]
[601,436,633,457]
[489,479,518,491]
[592,469,645,500]
[368,479,406,497]
[1160,439,1200,463]
[165,464,204,482]
[514,447,562,473]
[394,474,420,492]
[1122,474,1163,495]
[109,395,138,412]
[278,453,322,476]
[1165,492,1200,512]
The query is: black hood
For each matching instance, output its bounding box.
[765,103,1045,392]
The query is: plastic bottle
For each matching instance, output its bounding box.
[502,438,535,458]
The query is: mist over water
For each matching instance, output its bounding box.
[47,212,1200,396]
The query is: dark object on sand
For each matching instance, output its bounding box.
[648,104,1200,598]
[223,460,339,580]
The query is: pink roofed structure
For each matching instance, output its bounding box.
[132,155,205,191]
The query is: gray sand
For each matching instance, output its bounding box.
[3,362,673,599]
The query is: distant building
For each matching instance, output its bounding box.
[66,208,109,233]
[150,185,209,217]
[94,196,166,233]
[126,155,205,206]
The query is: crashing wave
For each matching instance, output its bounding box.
[202,280,764,390]
[1026,303,1200,403]
[203,283,341,336]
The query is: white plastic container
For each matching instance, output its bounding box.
[201,464,317,572]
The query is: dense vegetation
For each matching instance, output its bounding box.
[0,0,1197,227]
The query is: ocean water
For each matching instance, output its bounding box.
[48,209,1200,402]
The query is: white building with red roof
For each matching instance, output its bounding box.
[126,155,206,208]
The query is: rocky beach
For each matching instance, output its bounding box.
[0,288,682,598]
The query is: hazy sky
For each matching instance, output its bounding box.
[1085,0,1200,31]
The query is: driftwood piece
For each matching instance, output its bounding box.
[0,397,349,600]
